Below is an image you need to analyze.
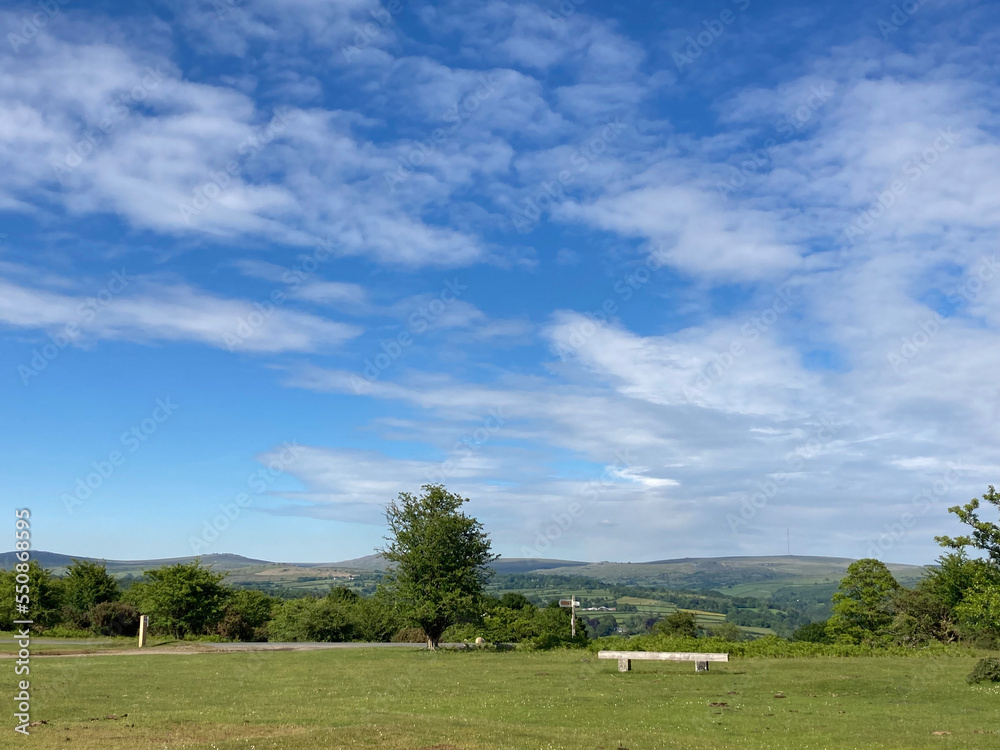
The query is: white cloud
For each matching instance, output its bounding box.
[0,273,361,354]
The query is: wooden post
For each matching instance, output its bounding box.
[571,595,576,638]
[618,657,631,672]
[138,615,149,648]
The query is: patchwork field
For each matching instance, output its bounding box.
[10,644,999,749]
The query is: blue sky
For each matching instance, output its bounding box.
[2,0,998,565]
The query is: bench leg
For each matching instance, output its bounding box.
[695,660,709,672]
[617,658,631,672]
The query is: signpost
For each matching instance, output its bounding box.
[559,597,580,637]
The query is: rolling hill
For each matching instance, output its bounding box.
[1,551,928,598]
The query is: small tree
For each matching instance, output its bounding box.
[379,485,498,649]
[652,610,698,638]
[216,589,277,641]
[137,560,230,639]
[0,561,63,630]
[827,558,900,644]
[63,560,120,612]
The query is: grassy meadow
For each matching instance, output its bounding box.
[12,644,1000,749]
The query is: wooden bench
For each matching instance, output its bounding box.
[598,650,729,673]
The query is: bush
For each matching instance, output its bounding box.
[703,622,743,642]
[651,611,697,638]
[216,590,276,641]
[352,596,403,642]
[134,561,229,638]
[792,621,832,644]
[526,605,587,649]
[967,657,1000,684]
[90,601,140,637]
[60,605,92,631]
[391,627,428,643]
[267,597,355,642]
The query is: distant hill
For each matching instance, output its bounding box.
[521,556,928,597]
[1,551,928,598]
[0,551,272,576]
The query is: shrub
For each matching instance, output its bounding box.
[967,657,1000,685]
[216,590,276,641]
[352,596,403,642]
[60,605,92,631]
[63,560,120,611]
[526,605,587,649]
[267,597,355,642]
[703,622,743,642]
[792,621,832,644]
[651,611,697,638]
[391,627,428,643]
[134,561,229,638]
[90,601,140,637]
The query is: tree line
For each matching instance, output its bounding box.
[3,484,998,651]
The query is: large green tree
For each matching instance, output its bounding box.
[132,560,230,638]
[827,558,900,644]
[63,559,120,612]
[379,485,497,649]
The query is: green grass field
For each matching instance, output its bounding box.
[13,646,1000,749]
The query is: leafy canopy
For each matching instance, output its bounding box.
[133,559,230,638]
[379,484,497,648]
[63,559,120,612]
[827,558,900,644]
[936,485,1000,566]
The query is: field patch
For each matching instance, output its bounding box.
[19,647,1000,749]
